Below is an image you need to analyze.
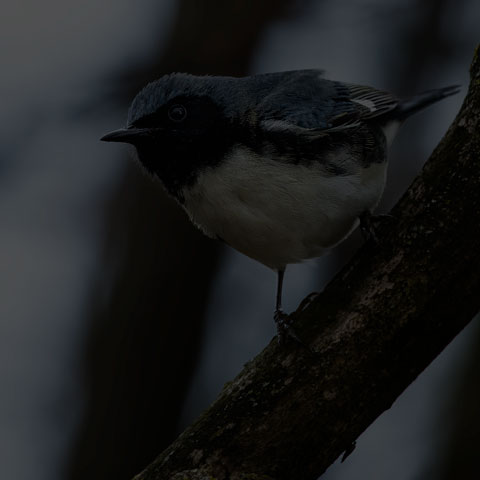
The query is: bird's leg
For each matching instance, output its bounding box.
[273,268,286,339]
[274,268,303,346]
[275,268,285,316]
[359,210,395,244]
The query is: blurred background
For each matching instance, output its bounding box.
[1,1,479,479]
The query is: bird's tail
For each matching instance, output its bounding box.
[395,85,460,120]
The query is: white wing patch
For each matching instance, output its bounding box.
[347,83,399,119]
[351,98,376,112]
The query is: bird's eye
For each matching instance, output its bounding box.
[168,104,187,123]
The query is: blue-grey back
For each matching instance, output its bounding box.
[127,70,395,130]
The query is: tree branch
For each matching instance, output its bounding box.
[133,45,480,480]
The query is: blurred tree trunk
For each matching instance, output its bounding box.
[420,318,480,480]
[382,0,463,191]
[67,2,297,480]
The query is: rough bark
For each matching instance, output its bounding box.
[133,45,480,480]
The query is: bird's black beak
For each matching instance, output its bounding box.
[100,128,155,144]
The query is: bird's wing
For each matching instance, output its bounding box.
[256,71,399,134]
[340,83,399,124]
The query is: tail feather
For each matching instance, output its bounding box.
[395,85,461,119]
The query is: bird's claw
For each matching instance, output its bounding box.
[274,309,301,345]
[274,310,314,355]
[359,212,395,244]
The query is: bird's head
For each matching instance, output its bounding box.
[102,73,246,200]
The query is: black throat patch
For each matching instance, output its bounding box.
[131,95,240,202]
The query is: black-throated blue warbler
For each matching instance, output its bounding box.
[101,70,458,343]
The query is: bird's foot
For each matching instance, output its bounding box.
[359,211,395,244]
[274,309,301,345]
[274,309,314,355]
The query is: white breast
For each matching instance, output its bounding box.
[182,146,387,269]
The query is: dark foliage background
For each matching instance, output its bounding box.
[0,1,478,479]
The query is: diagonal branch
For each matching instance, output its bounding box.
[133,45,480,480]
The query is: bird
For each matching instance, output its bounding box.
[101,70,458,343]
